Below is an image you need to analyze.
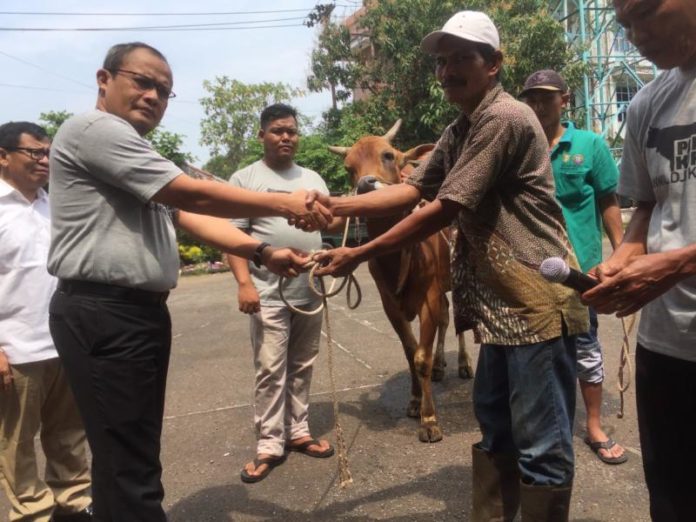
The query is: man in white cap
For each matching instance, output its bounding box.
[310,10,587,521]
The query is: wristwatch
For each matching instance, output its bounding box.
[252,242,271,268]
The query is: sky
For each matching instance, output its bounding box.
[0,0,361,165]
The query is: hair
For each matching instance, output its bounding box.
[0,121,49,150]
[260,103,298,130]
[102,42,168,71]
[475,42,503,81]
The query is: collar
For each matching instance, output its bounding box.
[452,84,506,134]
[551,121,574,155]
[0,177,48,204]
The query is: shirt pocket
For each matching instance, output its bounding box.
[555,166,590,205]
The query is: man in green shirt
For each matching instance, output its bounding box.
[521,69,626,465]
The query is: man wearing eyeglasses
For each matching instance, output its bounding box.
[46,42,332,522]
[0,121,93,522]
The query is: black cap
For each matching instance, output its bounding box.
[519,69,568,97]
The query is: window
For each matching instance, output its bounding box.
[616,84,638,122]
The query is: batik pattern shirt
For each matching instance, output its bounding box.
[407,85,588,345]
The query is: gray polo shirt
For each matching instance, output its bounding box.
[48,110,182,292]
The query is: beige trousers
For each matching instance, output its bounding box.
[0,358,91,522]
[250,303,322,456]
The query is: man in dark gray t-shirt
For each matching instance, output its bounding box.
[47,42,332,522]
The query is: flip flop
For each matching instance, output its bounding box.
[584,437,628,465]
[240,454,287,483]
[285,438,335,458]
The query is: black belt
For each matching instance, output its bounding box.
[57,279,169,305]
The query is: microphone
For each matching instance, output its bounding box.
[539,257,598,293]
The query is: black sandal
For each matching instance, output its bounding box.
[285,438,335,458]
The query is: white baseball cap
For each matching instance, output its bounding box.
[421,11,500,54]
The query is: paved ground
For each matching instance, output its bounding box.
[2,253,649,521]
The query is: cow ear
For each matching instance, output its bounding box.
[399,143,436,168]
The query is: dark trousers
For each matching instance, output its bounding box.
[49,288,171,522]
[636,344,696,522]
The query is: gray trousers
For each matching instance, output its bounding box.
[250,303,322,456]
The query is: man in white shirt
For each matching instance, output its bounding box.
[0,121,92,522]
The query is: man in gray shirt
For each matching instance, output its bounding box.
[47,42,331,522]
[584,0,696,518]
[228,104,336,483]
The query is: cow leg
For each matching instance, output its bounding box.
[458,333,474,379]
[377,291,422,418]
[415,290,443,443]
[432,294,450,382]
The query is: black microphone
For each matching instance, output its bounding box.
[539,257,598,293]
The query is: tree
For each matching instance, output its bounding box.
[146,128,194,168]
[199,78,303,173]
[39,110,73,138]
[307,0,587,148]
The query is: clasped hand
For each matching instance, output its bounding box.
[286,190,332,231]
[582,251,683,317]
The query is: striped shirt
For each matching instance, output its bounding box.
[407,85,588,345]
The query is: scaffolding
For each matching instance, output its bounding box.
[552,0,657,153]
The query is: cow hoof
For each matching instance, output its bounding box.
[458,366,474,379]
[407,401,420,418]
[418,424,443,443]
[432,368,445,382]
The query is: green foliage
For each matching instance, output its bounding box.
[199,78,304,172]
[203,154,237,181]
[177,230,222,264]
[39,110,73,138]
[308,0,589,147]
[146,128,194,168]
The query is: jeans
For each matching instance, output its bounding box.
[636,344,696,521]
[49,289,171,522]
[474,334,577,486]
[576,307,604,384]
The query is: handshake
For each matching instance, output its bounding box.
[284,189,333,232]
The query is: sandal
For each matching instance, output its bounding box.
[285,438,335,458]
[584,437,628,465]
[240,454,287,483]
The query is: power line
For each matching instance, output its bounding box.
[0,50,94,90]
[0,16,310,32]
[0,82,86,93]
[0,8,318,16]
[0,23,307,33]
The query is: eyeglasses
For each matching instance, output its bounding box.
[8,147,50,161]
[109,68,176,100]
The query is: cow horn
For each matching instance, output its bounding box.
[382,119,402,143]
[328,145,349,157]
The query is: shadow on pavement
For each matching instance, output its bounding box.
[167,464,470,521]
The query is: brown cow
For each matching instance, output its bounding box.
[329,120,473,443]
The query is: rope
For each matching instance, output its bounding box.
[617,314,636,419]
[276,217,362,488]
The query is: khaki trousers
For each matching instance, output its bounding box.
[250,303,322,456]
[0,358,91,522]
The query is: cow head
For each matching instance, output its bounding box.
[329,120,434,195]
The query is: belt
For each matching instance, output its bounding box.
[57,279,169,305]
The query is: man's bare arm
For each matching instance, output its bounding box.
[176,211,308,276]
[599,193,624,250]
[309,183,422,219]
[314,198,458,277]
[154,174,331,230]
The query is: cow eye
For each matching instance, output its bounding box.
[383,151,395,161]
